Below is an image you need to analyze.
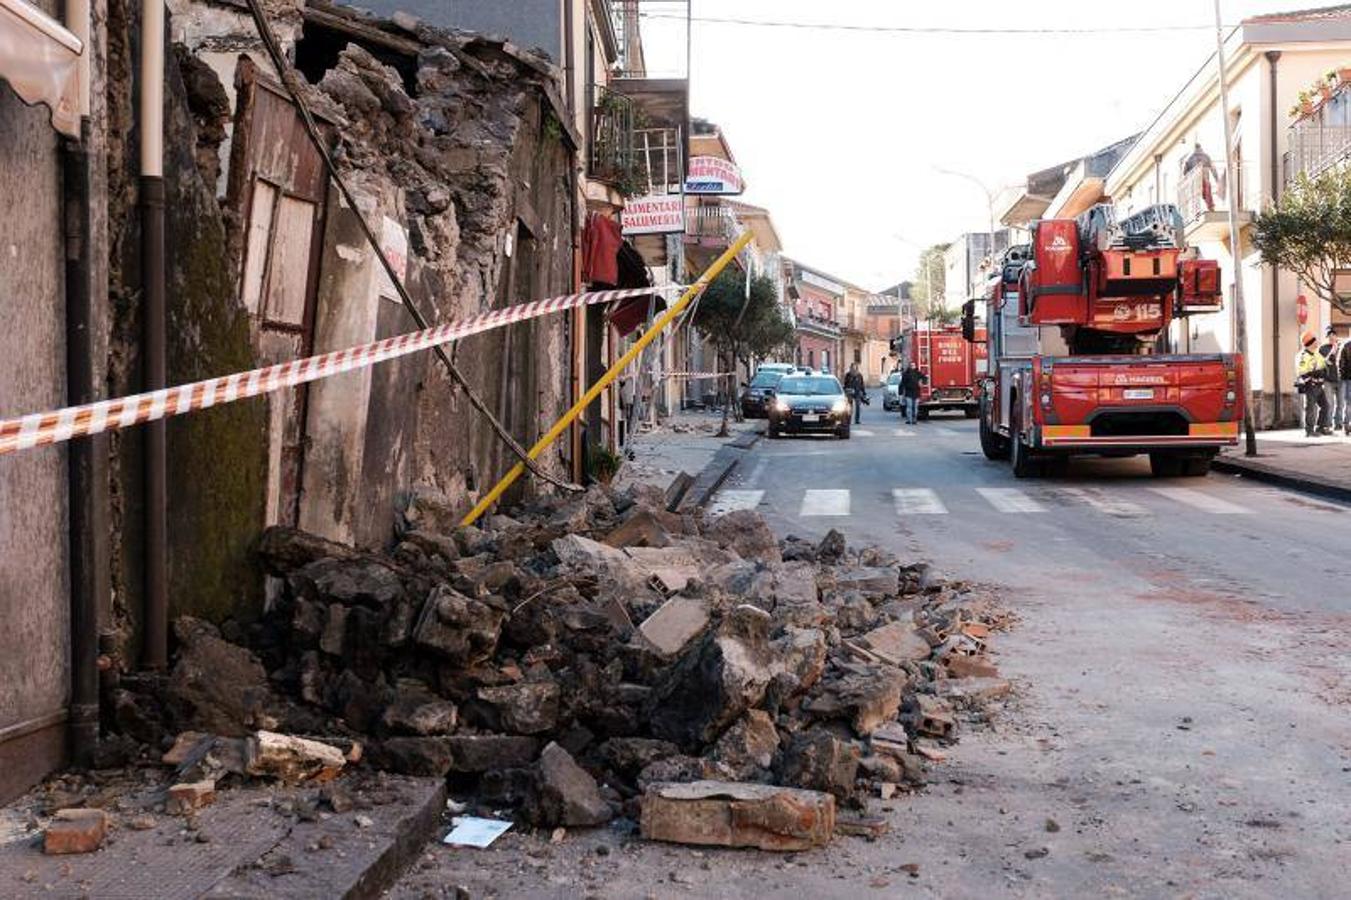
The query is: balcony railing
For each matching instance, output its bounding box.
[1178,161,1249,224]
[1287,88,1351,181]
[588,86,635,188]
[685,204,742,245]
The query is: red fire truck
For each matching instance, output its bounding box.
[900,324,983,419]
[963,203,1241,478]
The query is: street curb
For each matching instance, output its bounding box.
[677,429,762,512]
[345,779,449,900]
[1212,456,1351,504]
[201,777,448,900]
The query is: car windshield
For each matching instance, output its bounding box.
[750,372,782,388]
[777,376,841,396]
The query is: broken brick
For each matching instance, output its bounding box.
[166,780,217,815]
[945,655,1000,680]
[43,809,108,855]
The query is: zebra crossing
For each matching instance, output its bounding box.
[708,484,1345,520]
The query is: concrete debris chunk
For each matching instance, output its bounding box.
[708,709,780,780]
[647,606,773,749]
[527,742,613,827]
[774,727,861,800]
[476,681,560,735]
[43,809,109,855]
[603,509,672,548]
[641,780,835,851]
[805,665,909,736]
[901,695,956,740]
[638,594,710,657]
[833,566,900,599]
[703,509,782,563]
[945,654,1001,680]
[381,692,459,736]
[245,731,346,783]
[412,585,504,665]
[859,621,932,665]
[167,780,217,815]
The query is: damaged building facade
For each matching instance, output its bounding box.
[0,0,689,800]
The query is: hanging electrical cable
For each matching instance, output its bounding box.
[240,0,583,493]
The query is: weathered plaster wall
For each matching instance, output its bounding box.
[0,84,72,782]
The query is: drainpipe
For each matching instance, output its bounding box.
[141,0,168,670]
[1266,50,1282,427]
[63,0,104,768]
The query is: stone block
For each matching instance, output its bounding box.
[638,595,710,657]
[640,780,835,851]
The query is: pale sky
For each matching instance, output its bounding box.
[641,0,1289,290]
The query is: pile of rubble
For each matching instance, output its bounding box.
[109,483,1010,851]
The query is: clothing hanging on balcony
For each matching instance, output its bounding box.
[607,242,660,338]
[582,212,622,286]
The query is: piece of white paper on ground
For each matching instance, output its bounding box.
[443,816,513,847]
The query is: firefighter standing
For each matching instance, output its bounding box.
[1297,330,1332,437]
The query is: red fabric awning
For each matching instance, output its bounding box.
[608,294,665,338]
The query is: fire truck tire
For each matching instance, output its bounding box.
[1043,455,1070,478]
[979,408,1010,460]
[1010,410,1038,479]
[1180,455,1213,477]
[1149,453,1183,477]
[964,406,980,419]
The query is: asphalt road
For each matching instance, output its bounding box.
[696,393,1351,898]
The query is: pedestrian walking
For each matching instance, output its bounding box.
[843,363,867,424]
[1296,330,1332,437]
[1320,327,1343,431]
[899,361,926,425]
[1339,332,1351,436]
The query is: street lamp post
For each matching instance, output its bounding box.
[1213,0,1258,457]
[933,166,1008,297]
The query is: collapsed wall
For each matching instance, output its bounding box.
[103,487,1012,847]
[102,0,580,644]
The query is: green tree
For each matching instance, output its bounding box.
[1254,166,1351,314]
[693,270,794,432]
[909,243,950,320]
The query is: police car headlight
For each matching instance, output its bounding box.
[832,398,849,414]
[773,399,791,413]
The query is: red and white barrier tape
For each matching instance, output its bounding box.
[618,371,730,383]
[664,371,729,380]
[0,285,686,456]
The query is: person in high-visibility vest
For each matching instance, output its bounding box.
[1297,330,1332,437]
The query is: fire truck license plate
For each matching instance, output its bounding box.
[1123,388,1155,400]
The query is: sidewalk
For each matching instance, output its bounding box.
[611,407,760,495]
[0,767,444,899]
[1213,428,1351,502]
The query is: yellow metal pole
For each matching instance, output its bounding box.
[462,231,754,526]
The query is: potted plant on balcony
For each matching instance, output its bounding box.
[1336,65,1351,87]
[1297,89,1316,118]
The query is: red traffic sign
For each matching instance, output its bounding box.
[1297,294,1309,324]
